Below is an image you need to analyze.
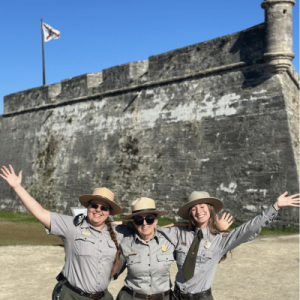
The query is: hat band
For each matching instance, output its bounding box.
[132,208,157,214]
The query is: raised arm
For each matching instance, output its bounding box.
[221,191,299,255]
[0,165,51,229]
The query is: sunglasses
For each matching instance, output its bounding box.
[133,215,156,226]
[89,203,110,211]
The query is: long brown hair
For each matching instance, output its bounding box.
[187,204,230,262]
[105,218,121,276]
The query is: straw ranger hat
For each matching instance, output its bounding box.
[79,187,122,216]
[178,191,223,220]
[122,197,167,220]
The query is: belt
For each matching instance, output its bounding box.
[174,286,211,300]
[121,286,170,300]
[65,281,105,300]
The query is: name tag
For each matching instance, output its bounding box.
[81,232,91,236]
[181,242,187,246]
[128,253,137,256]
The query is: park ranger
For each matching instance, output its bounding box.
[156,191,300,300]
[0,164,131,300]
[116,197,175,300]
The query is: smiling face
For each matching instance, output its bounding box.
[133,213,158,242]
[87,200,110,230]
[190,203,211,229]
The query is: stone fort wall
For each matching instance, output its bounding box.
[0,18,299,225]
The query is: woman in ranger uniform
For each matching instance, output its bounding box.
[0,164,131,300]
[116,197,175,300]
[156,190,299,300]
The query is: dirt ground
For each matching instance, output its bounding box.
[0,234,298,300]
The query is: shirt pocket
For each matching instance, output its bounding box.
[156,254,174,275]
[197,250,213,271]
[126,254,142,276]
[74,235,96,256]
[102,240,117,262]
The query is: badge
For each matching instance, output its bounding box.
[204,241,211,249]
[162,245,167,252]
[81,232,91,236]
[181,242,187,246]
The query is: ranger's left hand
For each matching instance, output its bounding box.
[274,192,300,209]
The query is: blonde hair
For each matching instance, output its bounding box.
[188,204,230,262]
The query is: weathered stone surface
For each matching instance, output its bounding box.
[0,21,299,227]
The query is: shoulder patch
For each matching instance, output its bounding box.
[73,214,85,226]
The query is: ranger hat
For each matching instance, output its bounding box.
[178,191,223,220]
[122,197,167,219]
[79,187,122,216]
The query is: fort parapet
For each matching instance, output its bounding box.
[1,1,299,226]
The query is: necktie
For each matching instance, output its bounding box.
[182,229,203,281]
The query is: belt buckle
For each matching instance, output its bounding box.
[90,293,98,300]
[146,293,153,300]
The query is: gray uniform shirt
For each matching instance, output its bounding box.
[46,212,131,293]
[119,230,175,294]
[156,205,278,293]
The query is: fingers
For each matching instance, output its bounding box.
[1,166,10,176]
[222,212,233,222]
[9,164,15,175]
[227,215,233,223]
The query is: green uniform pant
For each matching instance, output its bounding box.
[52,281,113,300]
[116,289,171,300]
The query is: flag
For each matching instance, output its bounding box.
[42,22,60,42]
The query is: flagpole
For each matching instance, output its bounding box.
[41,19,46,86]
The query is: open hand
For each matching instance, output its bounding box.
[0,165,22,189]
[216,212,233,231]
[276,192,300,208]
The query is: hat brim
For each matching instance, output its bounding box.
[79,195,122,216]
[122,210,167,220]
[178,198,223,220]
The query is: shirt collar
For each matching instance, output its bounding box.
[80,217,108,232]
[194,226,210,237]
[134,229,159,244]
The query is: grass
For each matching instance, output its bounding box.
[0,211,40,223]
[229,221,299,235]
[0,212,298,246]
[0,211,62,246]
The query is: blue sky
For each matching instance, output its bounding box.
[1,0,299,115]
